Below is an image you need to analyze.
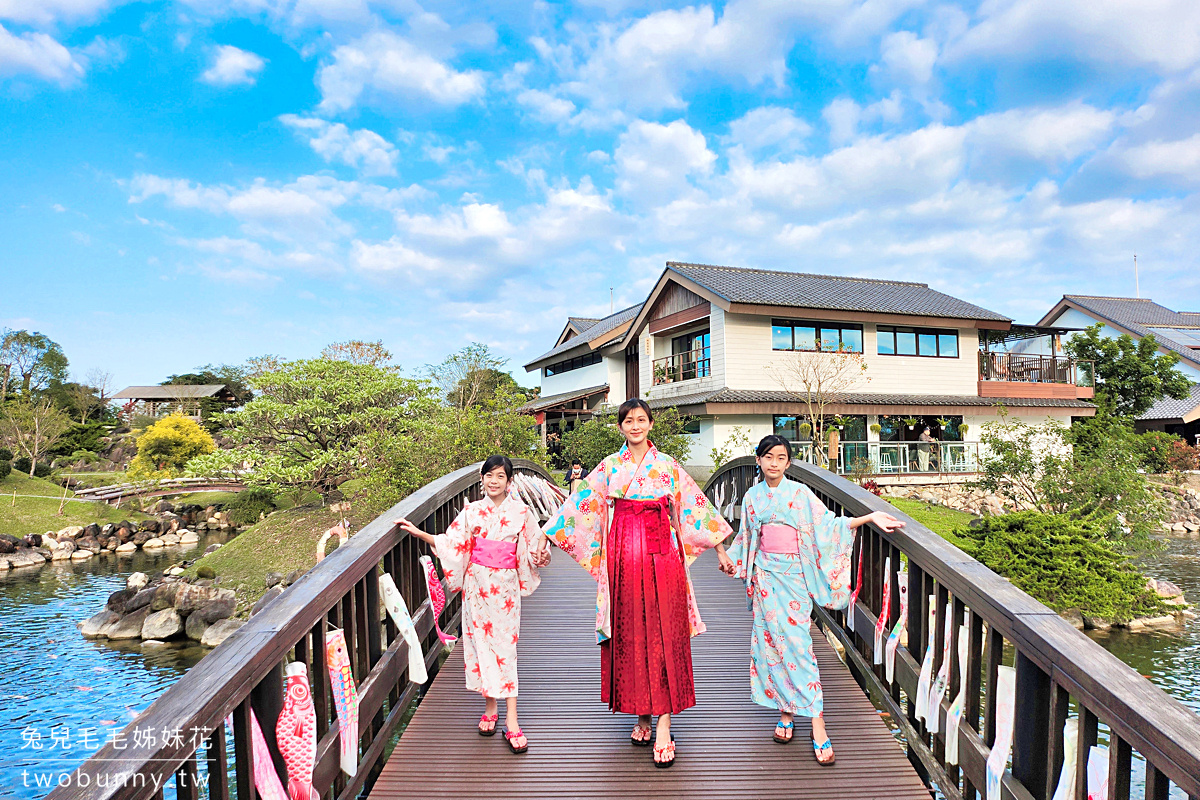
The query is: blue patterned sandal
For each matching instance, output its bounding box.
[773,720,794,744]
[812,736,836,765]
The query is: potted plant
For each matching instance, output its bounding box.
[903,417,918,430]
[958,423,969,436]
[798,422,812,440]
[935,417,951,428]
[833,415,846,430]
[653,363,670,384]
[869,423,882,435]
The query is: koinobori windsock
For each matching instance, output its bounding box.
[378,573,428,684]
[275,662,318,800]
[419,555,457,645]
[325,628,360,777]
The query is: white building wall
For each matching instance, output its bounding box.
[604,352,627,406]
[1050,307,1200,381]
[721,312,981,394]
[540,359,608,397]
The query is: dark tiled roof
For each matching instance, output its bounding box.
[1056,296,1200,371]
[524,303,644,369]
[113,385,227,399]
[1138,383,1200,421]
[567,316,600,331]
[519,384,609,413]
[667,262,1011,322]
[650,388,1095,410]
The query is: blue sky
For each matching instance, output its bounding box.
[3,0,1200,390]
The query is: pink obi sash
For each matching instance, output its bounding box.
[759,523,800,554]
[469,536,518,569]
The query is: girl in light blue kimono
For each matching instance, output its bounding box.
[722,435,904,764]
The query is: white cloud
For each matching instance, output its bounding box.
[726,106,811,153]
[879,30,937,84]
[946,0,1200,74]
[200,45,265,87]
[822,92,903,145]
[1118,134,1200,182]
[515,88,576,123]
[0,24,84,84]
[280,115,398,177]
[615,119,716,204]
[0,0,115,26]
[316,30,485,112]
[966,103,1117,165]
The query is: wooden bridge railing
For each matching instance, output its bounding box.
[704,456,1200,800]
[50,459,557,800]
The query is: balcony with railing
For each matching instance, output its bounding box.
[793,441,982,478]
[652,346,711,385]
[977,325,1095,400]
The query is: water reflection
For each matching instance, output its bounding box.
[0,535,228,799]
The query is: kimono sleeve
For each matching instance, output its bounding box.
[430,505,474,593]
[801,485,856,610]
[725,492,755,581]
[672,461,734,563]
[541,462,608,579]
[516,508,543,597]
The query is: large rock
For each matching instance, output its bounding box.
[194,592,236,623]
[142,538,165,550]
[0,557,9,571]
[76,536,102,554]
[142,608,184,640]
[138,519,161,534]
[57,525,84,539]
[116,526,136,544]
[70,549,93,561]
[160,533,180,546]
[151,583,182,611]
[200,618,244,647]
[80,610,121,639]
[107,606,151,640]
[115,542,137,554]
[184,611,211,641]
[125,587,156,613]
[127,572,150,591]
[7,550,46,568]
[179,530,199,545]
[23,533,43,548]
[131,530,151,547]
[51,540,76,560]
[174,584,234,615]
[0,534,18,554]
[81,523,102,540]
[107,588,138,615]
[251,585,285,617]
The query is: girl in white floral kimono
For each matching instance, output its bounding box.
[396,455,549,754]
[722,435,903,765]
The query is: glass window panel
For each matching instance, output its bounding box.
[938,333,958,357]
[897,330,917,355]
[683,418,701,434]
[842,415,867,442]
[772,323,793,350]
[877,327,895,355]
[820,328,841,351]
[918,333,938,356]
[878,416,900,442]
[841,327,863,353]
[794,326,817,351]
[773,415,797,441]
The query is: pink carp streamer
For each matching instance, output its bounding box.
[873,556,892,665]
[247,709,289,800]
[846,535,864,635]
[325,629,360,777]
[419,555,457,645]
[276,662,318,800]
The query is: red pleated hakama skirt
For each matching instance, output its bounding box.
[600,497,696,715]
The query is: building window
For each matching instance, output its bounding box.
[772,415,866,441]
[877,326,959,358]
[772,320,863,353]
[544,350,602,377]
[672,330,711,380]
[682,418,702,434]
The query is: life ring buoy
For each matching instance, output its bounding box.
[316,519,349,561]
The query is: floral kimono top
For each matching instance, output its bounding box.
[435,494,542,597]
[726,478,855,611]
[543,442,732,643]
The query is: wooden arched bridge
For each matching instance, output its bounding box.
[72,477,247,506]
[52,459,1200,800]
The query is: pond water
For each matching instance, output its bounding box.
[0,534,230,799]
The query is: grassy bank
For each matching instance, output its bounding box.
[182,500,381,615]
[886,496,975,547]
[0,472,149,536]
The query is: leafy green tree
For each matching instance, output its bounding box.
[560,407,695,470]
[187,358,428,500]
[428,343,536,409]
[1065,324,1191,417]
[0,330,69,399]
[0,398,73,475]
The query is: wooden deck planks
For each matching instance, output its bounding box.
[371,550,931,800]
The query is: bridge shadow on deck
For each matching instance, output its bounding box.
[372,550,929,800]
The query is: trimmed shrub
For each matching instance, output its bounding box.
[954,512,1165,623]
[1136,430,1181,473]
[0,460,11,480]
[226,487,278,525]
[128,415,216,479]
[0,447,12,461]
[13,456,31,474]
[33,461,52,478]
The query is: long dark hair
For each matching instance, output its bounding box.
[480,455,514,481]
[756,435,792,460]
[617,398,654,425]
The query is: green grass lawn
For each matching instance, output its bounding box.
[886,496,976,548]
[59,471,127,489]
[0,471,149,536]
[183,501,382,614]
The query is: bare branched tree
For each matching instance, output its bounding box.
[85,368,114,405]
[0,398,73,474]
[766,347,870,460]
[427,343,509,410]
[321,339,399,370]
